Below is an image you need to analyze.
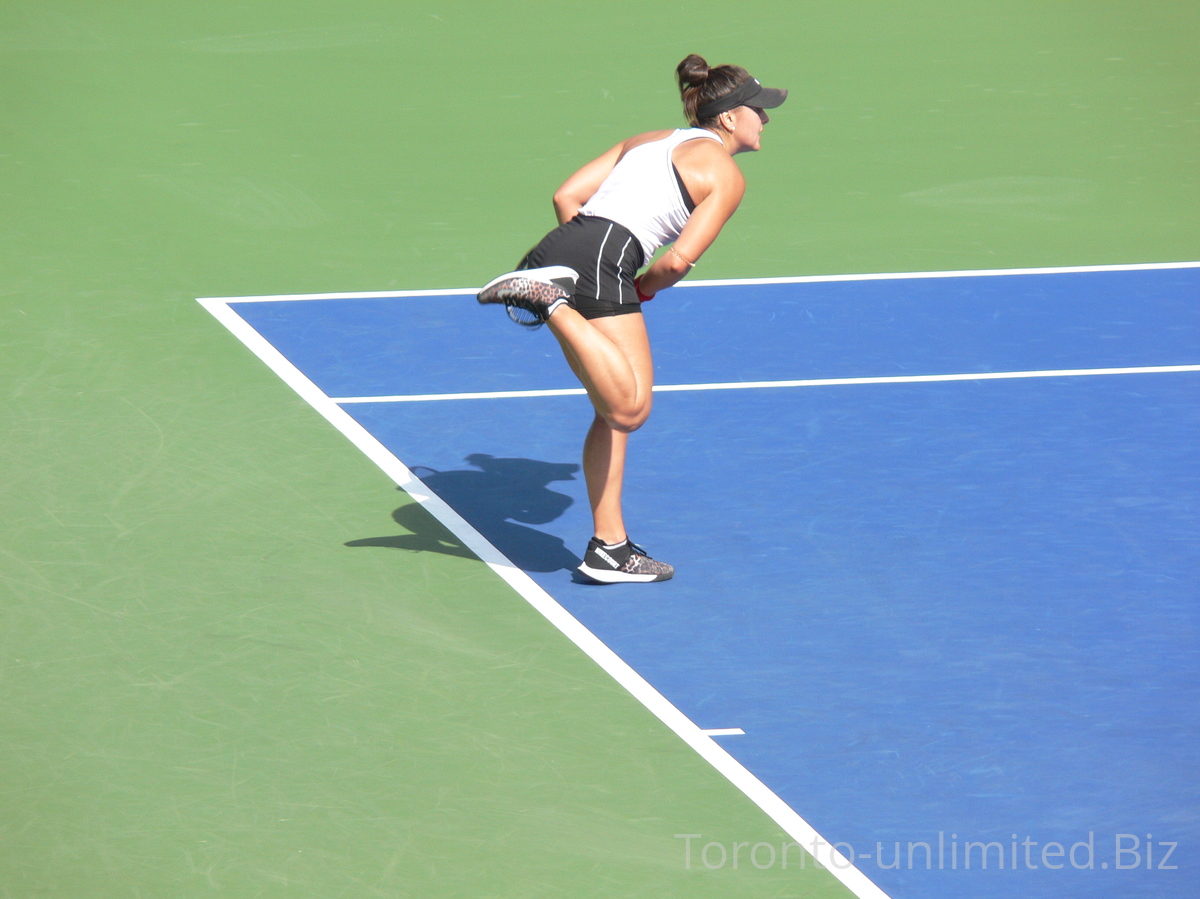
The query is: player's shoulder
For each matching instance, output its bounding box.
[618,129,677,153]
[675,135,744,188]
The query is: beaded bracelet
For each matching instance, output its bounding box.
[668,245,696,268]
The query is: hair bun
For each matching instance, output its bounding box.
[676,53,711,89]
[675,55,751,126]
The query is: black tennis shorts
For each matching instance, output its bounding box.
[518,215,646,319]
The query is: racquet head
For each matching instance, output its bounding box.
[506,301,544,328]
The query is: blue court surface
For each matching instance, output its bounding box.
[216,265,1198,899]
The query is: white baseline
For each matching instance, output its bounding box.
[197,259,1199,304]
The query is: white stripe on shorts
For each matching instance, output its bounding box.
[616,235,634,303]
[594,222,614,299]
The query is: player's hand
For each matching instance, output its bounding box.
[634,275,655,302]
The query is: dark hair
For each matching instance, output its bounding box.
[676,53,751,127]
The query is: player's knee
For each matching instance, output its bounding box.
[607,403,651,433]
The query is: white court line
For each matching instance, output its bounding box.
[702,728,746,737]
[336,387,589,403]
[197,295,893,899]
[680,258,1200,288]
[198,259,1199,303]
[331,364,1200,405]
[335,387,590,403]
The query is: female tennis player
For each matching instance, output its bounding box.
[479,54,786,584]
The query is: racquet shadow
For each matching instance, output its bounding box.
[345,453,582,573]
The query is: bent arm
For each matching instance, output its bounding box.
[637,163,746,296]
[552,130,675,225]
[552,141,625,225]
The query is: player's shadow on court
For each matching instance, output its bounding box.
[345,454,582,573]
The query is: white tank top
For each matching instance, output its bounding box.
[578,128,724,261]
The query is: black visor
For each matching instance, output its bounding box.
[696,77,788,120]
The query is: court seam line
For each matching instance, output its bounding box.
[330,364,1200,404]
[199,259,1200,303]
[197,296,893,899]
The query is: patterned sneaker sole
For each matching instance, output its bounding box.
[478,275,568,307]
[576,562,674,584]
[477,266,576,317]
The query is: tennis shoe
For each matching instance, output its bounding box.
[477,265,578,323]
[578,537,674,584]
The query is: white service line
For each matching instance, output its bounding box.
[331,364,1200,405]
[335,387,589,404]
[198,296,893,899]
[702,728,747,737]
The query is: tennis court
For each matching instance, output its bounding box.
[4,2,1198,897]
[202,264,1199,899]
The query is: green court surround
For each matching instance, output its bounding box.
[2,2,1197,895]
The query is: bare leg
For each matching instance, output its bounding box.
[583,413,629,544]
[547,307,652,432]
[548,312,653,541]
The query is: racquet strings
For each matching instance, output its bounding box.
[506,301,544,328]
